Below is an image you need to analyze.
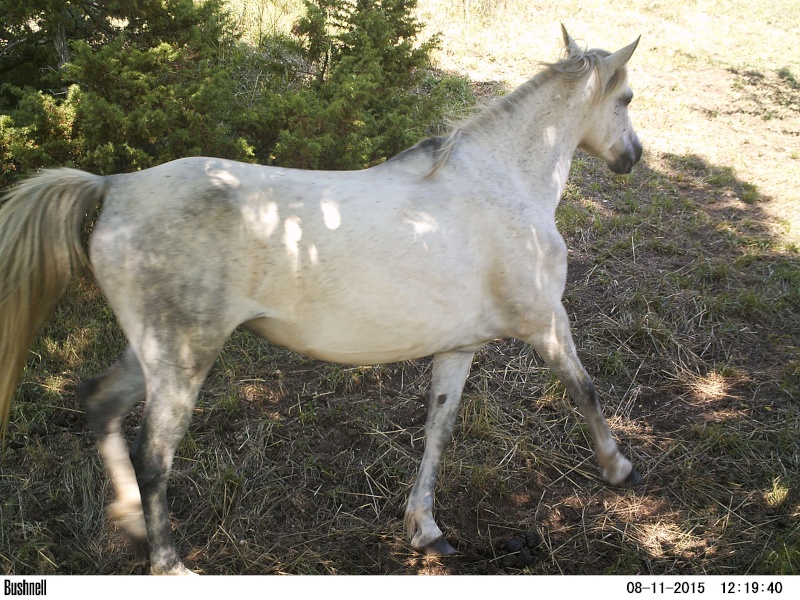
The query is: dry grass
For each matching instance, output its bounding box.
[1,0,799,576]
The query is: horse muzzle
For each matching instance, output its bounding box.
[608,136,643,174]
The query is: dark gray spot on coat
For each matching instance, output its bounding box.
[437,394,447,405]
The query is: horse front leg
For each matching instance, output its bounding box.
[405,350,474,556]
[524,304,642,487]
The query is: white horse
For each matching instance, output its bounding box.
[0,27,642,574]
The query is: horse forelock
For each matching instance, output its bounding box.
[546,48,630,104]
[549,46,613,77]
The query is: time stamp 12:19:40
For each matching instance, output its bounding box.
[626,581,785,595]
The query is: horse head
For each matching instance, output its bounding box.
[563,25,643,174]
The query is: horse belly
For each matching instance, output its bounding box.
[246,320,456,364]
[245,266,492,364]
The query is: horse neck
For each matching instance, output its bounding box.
[462,73,594,209]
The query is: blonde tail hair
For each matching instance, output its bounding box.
[0,169,106,436]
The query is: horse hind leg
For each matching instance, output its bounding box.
[129,332,234,576]
[78,347,147,548]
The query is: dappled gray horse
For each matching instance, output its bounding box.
[0,27,642,574]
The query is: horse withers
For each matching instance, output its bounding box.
[0,26,643,574]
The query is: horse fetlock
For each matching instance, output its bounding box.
[147,544,194,576]
[405,507,446,552]
[107,499,147,545]
[406,510,456,556]
[602,454,641,487]
[403,508,417,540]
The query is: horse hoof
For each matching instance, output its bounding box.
[420,536,458,556]
[151,563,197,576]
[620,468,644,487]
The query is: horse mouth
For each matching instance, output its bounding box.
[608,157,637,174]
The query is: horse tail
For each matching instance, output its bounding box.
[0,168,107,436]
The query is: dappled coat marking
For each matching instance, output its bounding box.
[0,27,643,574]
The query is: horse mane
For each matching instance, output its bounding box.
[398,46,622,179]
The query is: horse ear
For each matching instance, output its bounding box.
[560,24,583,58]
[605,36,641,72]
